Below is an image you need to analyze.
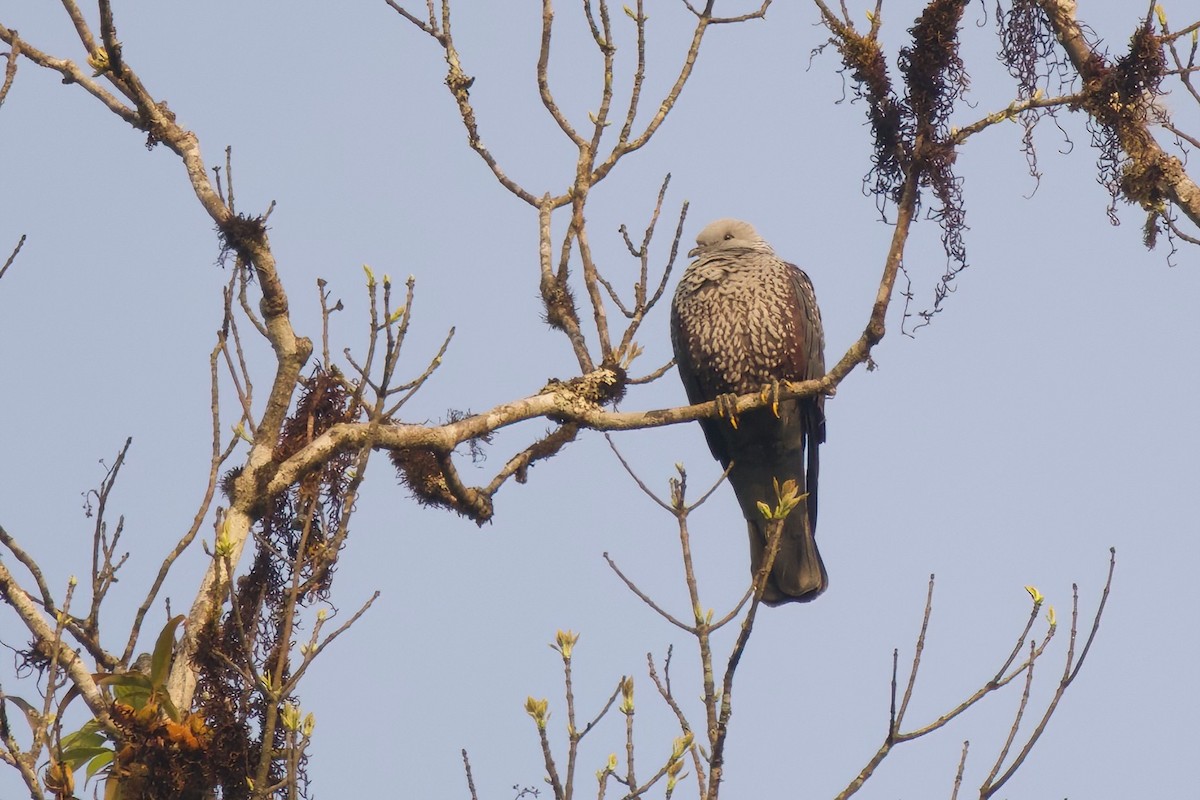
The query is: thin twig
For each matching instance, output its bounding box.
[461,749,480,800]
[0,36,17,108]
[0,234,24,281]
[982,641,1038,790]
[628,358,675,385]
[981,550,1118,797]
[895,574,936,731]
[388,1,540,206]
[707,514,784,797]
[604,434,673,512]
[950,740,969,800]
[603,552,693,632]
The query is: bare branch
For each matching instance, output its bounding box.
[461,749,480,800]
[948,91,1085,146]
[1166,213,1200,245]
[389,1,540,206]
[604,551,693,632]
[538,0,584,147]
[0,24,137,124]
[280,591,381,694]
[894,574,935,731]
[950,740,969,800]
[0,524,54,613]
[0,33,17,108]
[539,196,595,370]
[482,423,579,495]
[708,515,785,796]
[981,641,1038,792]
[981,549,1118,797]
[628,358,675,385]
[385,0,438,36]
[604,434,674,512]
[121,331,242,664]
[0,234,24,281]
[0,558,114,728]
[1163,122,1200,151]
[708,1,773,25]
[57,0,100,54]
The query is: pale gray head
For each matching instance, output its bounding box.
[688,218,774,259]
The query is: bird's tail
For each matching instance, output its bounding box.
[727,454,827,606]
[746,507,827,605]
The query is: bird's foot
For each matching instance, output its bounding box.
[759,380,782,418]
[715,392,740,429]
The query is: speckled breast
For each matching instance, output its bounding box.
[672,254,805,396]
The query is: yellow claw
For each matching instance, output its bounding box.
[716,393,740,428]
[760,382,781,418]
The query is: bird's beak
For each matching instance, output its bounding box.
[687,245,701,259]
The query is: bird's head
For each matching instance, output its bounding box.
[688,218,773,259]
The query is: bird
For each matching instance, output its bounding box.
[670,218,827,606]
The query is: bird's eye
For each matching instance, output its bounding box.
[723,233,734,240]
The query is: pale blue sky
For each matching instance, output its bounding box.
[1,2,1197,798]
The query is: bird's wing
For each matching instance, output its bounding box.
[784,262,826,525]
[783,263,826,389]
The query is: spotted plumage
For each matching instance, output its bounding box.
[671,219,827,605]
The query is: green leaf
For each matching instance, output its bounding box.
[150,616,185,688]
[159,694,181,724]
[98,670,154,708]
[62,745,112,770]
[3,694,37,715]
[113,683,152,709]
[85,749,115,781]
[60,728,107,754]
[98,672,153,691]
[2,694,41,732]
